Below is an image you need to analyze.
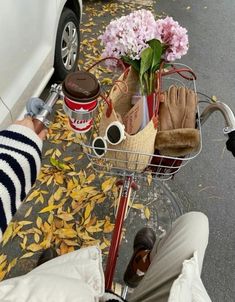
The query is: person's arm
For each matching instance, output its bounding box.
[0,116,47,237]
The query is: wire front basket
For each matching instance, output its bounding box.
[81,64,202,181]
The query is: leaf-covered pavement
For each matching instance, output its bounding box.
[0,0,167,281]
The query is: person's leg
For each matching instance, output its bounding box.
[129,211,209,302]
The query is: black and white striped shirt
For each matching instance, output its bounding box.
[0,125,125,302]
[0,125,42,239]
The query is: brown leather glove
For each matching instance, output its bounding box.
[155,85,200,156]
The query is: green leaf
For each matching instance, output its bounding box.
[140,47,153,78]
[140,47,153,93]
[148,39,163,72]
[163,63,171,69]
[122,56,140,72]
[50,157,60,168]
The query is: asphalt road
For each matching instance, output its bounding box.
[154,1,235,301]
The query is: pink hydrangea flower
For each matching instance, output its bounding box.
[99,11,189,67]
[156,16,189,61]
[99,9,157,63]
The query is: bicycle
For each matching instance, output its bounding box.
[26,64,235,298]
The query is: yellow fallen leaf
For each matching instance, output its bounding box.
[20,236,28,250]
[84,204,92,221]
[33,228,42,235]
[63,239,79,246]
[211,95,217,102]
[101,77,113,85]
[70,190,86,202]
[44,148,54,156]
[2,223,14,246]
[55,148,62,157]
[47,175,53,186]
[54,173,64,185]
[77,230,96,241]
[96,196,106,204]
[26,190,40,201]
[48,213,54,225]
[41,190,49,195]
[84,214,91,226]
[67,246,75,253]
[82,186,98,194]
[60,242,68,255]
[24,207,32,218]
[57,213,74,222]
[20,252,34,259]
[55,228,77,239]
[43,222,52,232]
[0,255,7,265]
[18,221,33,226]
[0,270,7,281]
[0,260,7,271]
[7,258,18,273]
[86,174,96,184]
[48,195,55,206]
[90,193,104,201]
[54,217,64,229]
[36,217,43,228]
[27,243,43,252]
[53,187,64,201]
[63,156,73,162]
[103,218,114,233]
[67,179,76,191]
[78,170,86,185]
[85,216,97,228]
[144,207,151,220]
[77,154,84,160]
[99,242,108,250]
[131,203,145,210]
[34,233,40,243]
[101,177,116,193]
[86,225,103,233]
[63,221,75,229]
[36,193,45,204]
[41,232,53,249]
[103,237,111,247]
[84,21,96,27]
[71,202,83,214]
[39,204,62,213]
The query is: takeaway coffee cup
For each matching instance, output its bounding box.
[62,71,100,133]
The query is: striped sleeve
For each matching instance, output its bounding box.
[0,125,42,237]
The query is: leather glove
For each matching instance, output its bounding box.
[155,85,200,156]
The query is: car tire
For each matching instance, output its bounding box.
[54,8,80,81]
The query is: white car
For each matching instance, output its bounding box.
[0,0,82,129]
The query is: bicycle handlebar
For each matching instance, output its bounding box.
[26,84,62,134]
[200,101,235,157]
[26,83,235,157]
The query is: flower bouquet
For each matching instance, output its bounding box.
[99,10,189,97]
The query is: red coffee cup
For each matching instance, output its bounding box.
[62,71,100,133]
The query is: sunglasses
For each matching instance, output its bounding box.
[92,121,126,157]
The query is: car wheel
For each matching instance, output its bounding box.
[54,8,80,81]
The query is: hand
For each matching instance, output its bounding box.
[14,116,48,140]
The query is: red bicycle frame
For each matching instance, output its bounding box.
[105,175,138,290]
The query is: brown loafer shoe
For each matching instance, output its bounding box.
[124,227,156,288]
[37,247,58,267]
